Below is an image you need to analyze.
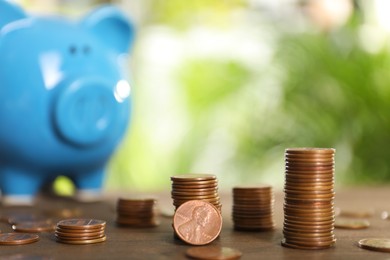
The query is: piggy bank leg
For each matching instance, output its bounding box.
[72,169,105,202]
[0,168,42,205]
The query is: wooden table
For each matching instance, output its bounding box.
[0,186,390,260]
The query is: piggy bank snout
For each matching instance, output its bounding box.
[53,78,122,147]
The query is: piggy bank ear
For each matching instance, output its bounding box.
[81,6,135,53]
[0,0,27,29]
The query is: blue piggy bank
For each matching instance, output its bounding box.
[0,1,134,205]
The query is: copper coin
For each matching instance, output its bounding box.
[173,200,222,246]
[284,205,333,212]
[57,219,106,230]
[284,218,334,226]
[285,148,335,154]
[172,184,218,190]
[12,221,55,233]
[285,152,334,157]
[172,194,219,200]
[171,189,218,196]
[118,197,156,204]
[281,239,335,250]
[233,185,272,191]
[358,238,390,252]
[6,213,48,225]
[55,226,105,234]
[337,209,374,218]
[234,225,275,231]
[0,233,39,245]
[285,156,334,162]
[335,218,370,229]
[116,219,159,227]
[55,233,105,240]
[171,174,217,182]
[185,246,242,260]
[283,226,334,235]
[56,235,107,245]
[285,169,334,174]
[55,229,105,238]
[284,238,336,247]
[285,167,334,173]
[172,186,218,192]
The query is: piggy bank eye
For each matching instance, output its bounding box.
[69,45,77,55]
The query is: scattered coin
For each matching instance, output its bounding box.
[186,246,242,260]
[12,220,55,233]
[358,238,390,252]
[336,208,374,218]
[335,218,370,229]
[0,233,39,245]
[173,200,222,245]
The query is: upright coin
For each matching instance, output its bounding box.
[186,246,242,260]
[173,200,222,245]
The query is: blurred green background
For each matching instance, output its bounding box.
[20,0,390,192]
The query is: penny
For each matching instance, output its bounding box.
[55,226,105,233]
[0,233,39,245]
[171,174,217,182]
[173,200,222,245]
[56,235,107,245]
[281,239,335,250]
[171,183,218,189]
[55,233,105,240]
[12,221,55,233]
[337,209,374,218]
[57,219,106,230]
[185,246,242,260]
[55,230,105,238]
[335,218,370,229]
[285,148,335,154]
[285,156,334,162]
[358,238,390,252]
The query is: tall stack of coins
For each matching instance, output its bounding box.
[55,219,106,245]
[282,148,336,250]
[116,197,159,227]
[232,185,275,231]
[170,174,221,212]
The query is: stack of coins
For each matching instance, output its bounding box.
[170,174,221,212]
[55,219,106,245]
[232,185,275,231]
[116,197,159,227]
[282,148,336,250]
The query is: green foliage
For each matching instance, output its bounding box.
[273,29,390,184]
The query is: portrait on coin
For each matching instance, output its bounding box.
[178,205,213,244]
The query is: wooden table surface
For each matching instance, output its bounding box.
[1,186,390,260]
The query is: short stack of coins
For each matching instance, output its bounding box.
[170,174,221,212]
[232,185,275,231]
[55,219,106,245]
[282,148,336,250]
[116,197,159,227]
